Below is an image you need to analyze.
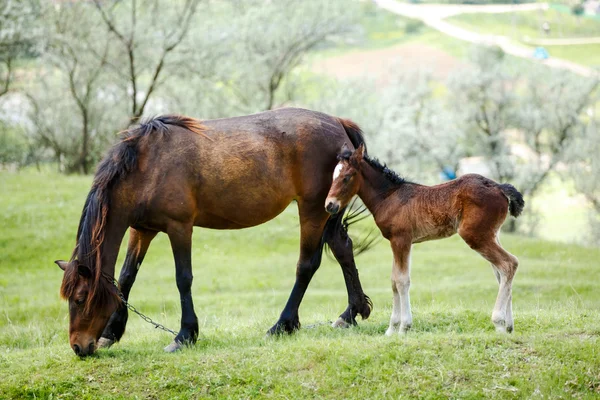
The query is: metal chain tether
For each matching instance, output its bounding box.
[103,273,177,336]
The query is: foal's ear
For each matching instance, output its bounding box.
[77,264,92,279]
[350,144,365,167]
[355,144,365,159]
[55,260,69,271]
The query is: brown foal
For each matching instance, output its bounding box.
[325,144,525,334]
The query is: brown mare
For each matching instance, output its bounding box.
[325,144,524,335]
[55,108,373,356]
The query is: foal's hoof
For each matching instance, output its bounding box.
[332,317,351,329]
[164,341,183,353]
[97,337,115,349]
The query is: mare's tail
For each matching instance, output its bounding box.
[337,118,367,153]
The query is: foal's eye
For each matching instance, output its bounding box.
[343,175,351,183]
[75,298,85,306]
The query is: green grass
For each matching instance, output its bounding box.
[446,9,600,67]
[541,43,600,68]
[1,171,599,398]
[448,9,600,41]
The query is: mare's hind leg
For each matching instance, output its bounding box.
[325,210,372,328]
[460,229,518,333]
[267,201,328,335]
[164,222,199,352]
[99,228,157,348]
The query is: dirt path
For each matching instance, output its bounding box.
[374,0,596,77]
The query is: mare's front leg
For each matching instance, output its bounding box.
[99,228,157,348]
[386,236,412,335]
[267,201,328,335]
[325,211,372,328]
[164,223,199,352]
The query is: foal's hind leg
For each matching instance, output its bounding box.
[325,210,372,328]
[99,228,157,348]
[460,230,518,333]
[267,201,328,335]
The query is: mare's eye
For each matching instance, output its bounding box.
[343,175,351,183]
[75,298,85,306]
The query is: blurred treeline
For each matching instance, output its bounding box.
[0,0,599,243]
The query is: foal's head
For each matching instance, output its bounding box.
[325,144,365,215]
[56,259,120,356]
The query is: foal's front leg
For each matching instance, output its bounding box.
[386,237,412,335]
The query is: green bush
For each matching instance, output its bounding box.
[404,19,424,34]
[0,123,28,167]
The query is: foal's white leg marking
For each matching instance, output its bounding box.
[492,273,511,333]
[386,282,401,336]
[492,259,517,333]
[397,252,413,334]
[491,233,518,333]
[387,246,412,336]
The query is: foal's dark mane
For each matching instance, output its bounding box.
[60,115,208,313]
[338,150,409,187]
[363,156,409,186]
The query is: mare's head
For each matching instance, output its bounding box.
[56,259,120,356]
[325,143,365,215]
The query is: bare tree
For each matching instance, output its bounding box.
[25,2,123,173]
[93,0,200,124]
[218,0,358,112]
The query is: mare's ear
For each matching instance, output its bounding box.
[338,143,352,160]
[55,260,69,271]
[350,144,365,167]
[77,264,92,279]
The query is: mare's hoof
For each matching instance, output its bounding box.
[332,317,351,329]
[164,341,183,353]
[266,320,299,336]
[97,337,114,349]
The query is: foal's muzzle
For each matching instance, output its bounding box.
[325,199,340,215]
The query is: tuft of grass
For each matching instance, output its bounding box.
[1,170,599,398]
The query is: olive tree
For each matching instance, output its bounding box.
[0,0,39,98]
[26,2,126,173]
[515,66,598,200]
[448,46,517,185]
[568,115,600,245]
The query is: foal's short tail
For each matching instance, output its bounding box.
[498,183,525,218]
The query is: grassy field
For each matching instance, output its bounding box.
[448,9,600,40]
[540,43,600,68]
[1,170,599,399]
[447,8,600,67]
